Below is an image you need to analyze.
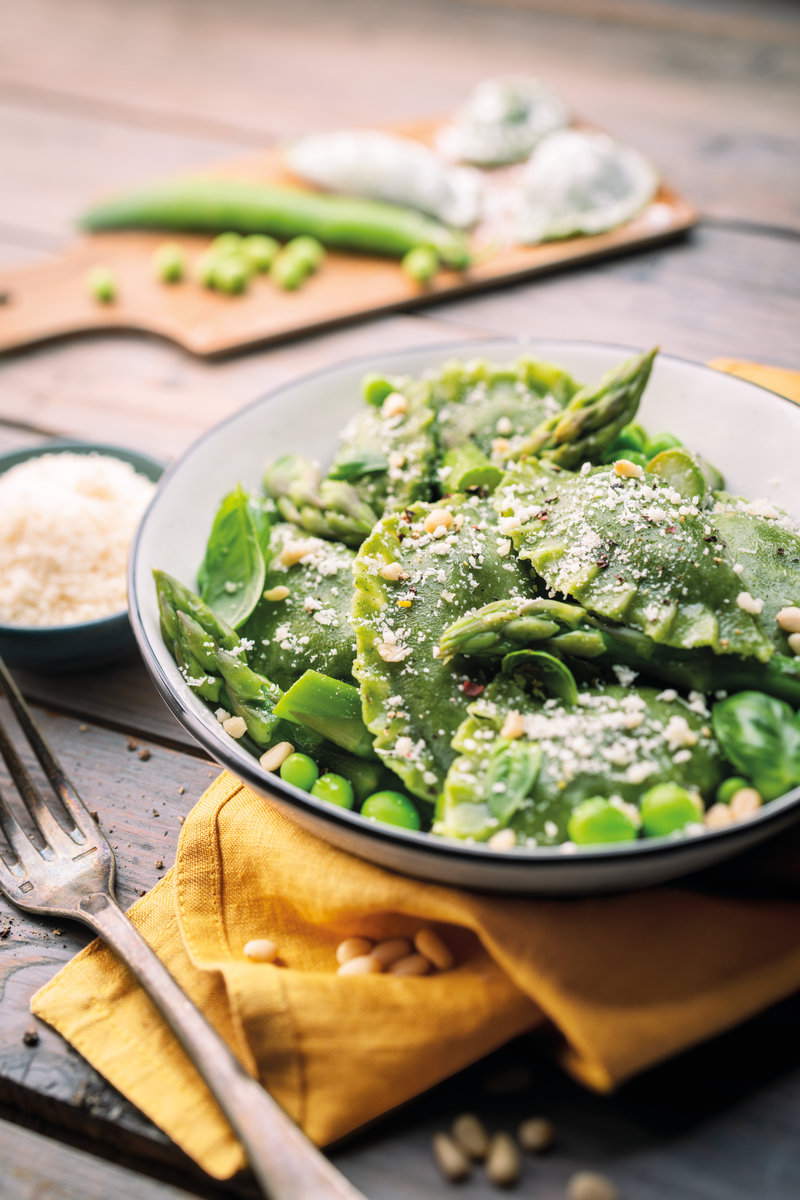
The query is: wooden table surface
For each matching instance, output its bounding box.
[1,1,799,1196]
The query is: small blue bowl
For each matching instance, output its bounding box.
[0,441,164,673]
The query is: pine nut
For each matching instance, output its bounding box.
[381,392,408,419]
[496,416,512,435]
[222,716,247,739]
[376,642,410,662]
[730,787,763,820]
[423,508,453,534]
[387,953,430,976]
[777,606,800,633]
[243,939,278,963]
[789,632,800,657]
[259,742,295,772]
[491,437,511,457]
[335,937,374,965]
[489,828,517,851]
[372,937,412,966]
[451,1113,489,1160]
[414,928,454,970]
[518,1116,556,1153]
[432,1132,471,1182]
[279,539,318,567]
[379,562,406,581]
[500,710,525,740]
[614,459,643,478]
[263,585,290,601]
[485,1132,522,1186]
[704,803,734,830]
[567,1171,620,1200]
[337,954,382,976]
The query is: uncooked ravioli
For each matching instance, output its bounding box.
[516,128,658,243]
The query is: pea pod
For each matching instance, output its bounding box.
[712,691,800,801]
[80,179,472,268]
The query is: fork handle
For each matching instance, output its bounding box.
[77,893,366,1200]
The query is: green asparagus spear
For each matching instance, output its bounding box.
[441,442,504,493]
[214,647,283,746]
[263,455,378,545]
[438,597,586,663]
[173,638,223,703]
[155,570,242,657]
[513,348,656,467]
[273,670,376,759]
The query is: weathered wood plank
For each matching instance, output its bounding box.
[431,224,800,370]
[10,657,202,754]
[0,313,483,459]
[1,1116,200,1200]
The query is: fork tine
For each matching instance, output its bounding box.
[0,785,43,871]
[0,654,96,838]
[0,710,79,854]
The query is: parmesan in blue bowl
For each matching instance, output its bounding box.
[0,442,163,672]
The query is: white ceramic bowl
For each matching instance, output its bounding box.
[129,340,800,894]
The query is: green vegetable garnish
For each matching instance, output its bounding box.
[640,783,703,837]
[568,798,639,845]
[311,773,355,809]
[280,752,320,791]
[712,691,800,801]
[361,791,420,830]
[87,265,116,303]
[153,242,185,282]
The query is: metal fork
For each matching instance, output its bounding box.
[0,654,366,1200]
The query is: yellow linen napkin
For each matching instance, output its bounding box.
[707,358,800,404]
[32,771,800,1180]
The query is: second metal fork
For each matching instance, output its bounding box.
[0,653,366,1200]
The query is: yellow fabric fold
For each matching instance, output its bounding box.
[32,772,800,1180]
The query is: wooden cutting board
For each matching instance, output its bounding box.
[0,122,696,360]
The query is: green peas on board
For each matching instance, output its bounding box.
[285,235,325,271]
[361,790,420,831]
[270,250,312,291]
[152,242,185,283]
[640,783,703,837]
[716,776,750,805]
[213,256,250,294]
[196,250,219,287]
[211,231,243,255]
[644,431,683,459]
[568,797,639,845]
[86,265,117,303]
[311,773,355,810]
[242,234,280,272]
[280,752,320,792]
[402,245,439,284]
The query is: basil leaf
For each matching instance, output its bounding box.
[198,485,266,629]
[712,690,800,801]
[328,448,389,481]
[486,739,541,825]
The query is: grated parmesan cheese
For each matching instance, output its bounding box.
[0,452,156,626]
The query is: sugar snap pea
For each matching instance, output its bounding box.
[80,179,471,267]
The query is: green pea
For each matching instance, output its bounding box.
[402,245,439,284]
[284,235,325,271]
[270,250,312,291]
[311,773,355,810]
[196,250,219,287]
[361,373,394,407]
[211,231,243,255]
[213,256,250,294]
[152,242,185,283]
[242,234,280,272]
[644,431,682,458]
[86,265,116,303]
[361,790,420,831]
[280,752,320,792]
[640,783,703,837]
[716,776,750,805]
[568,797,639,845]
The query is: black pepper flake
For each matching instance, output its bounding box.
[402,509,415,523]
[138,748,151,762]
[596,555,609,570]
[777,548,786,556]
[127,738,139,751]
[22,1029,39,1046]
[703,534,718,543]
